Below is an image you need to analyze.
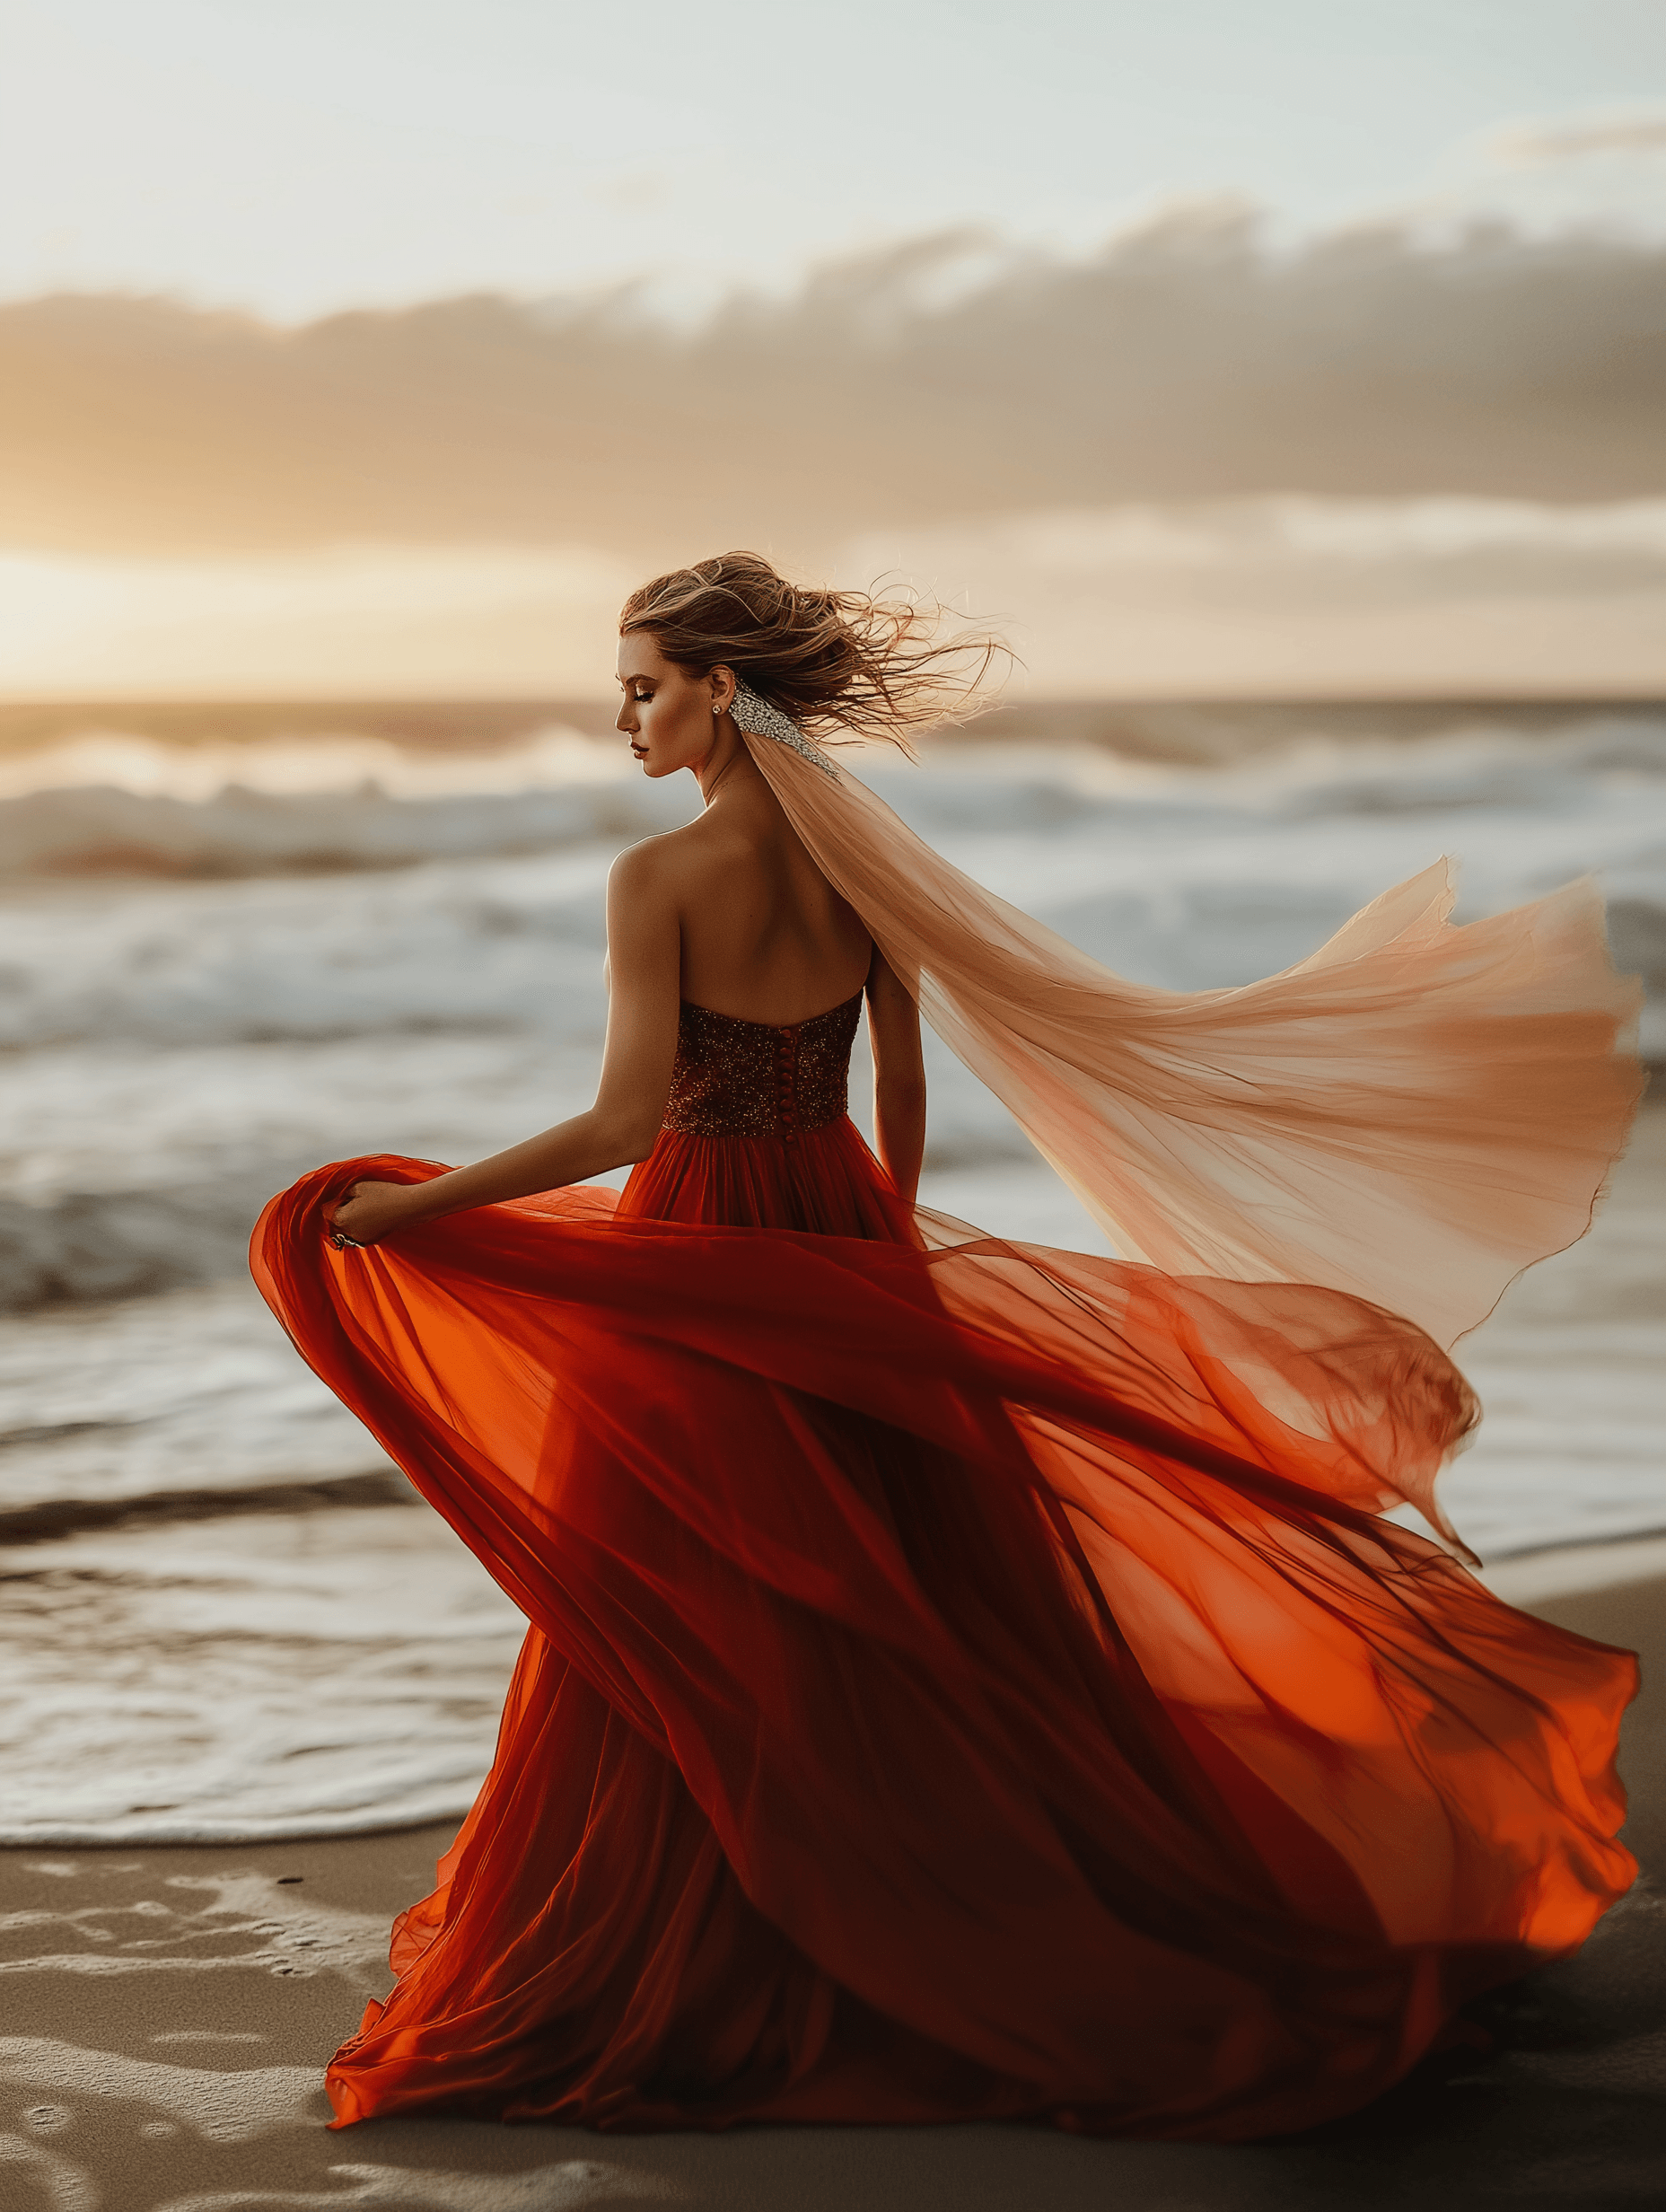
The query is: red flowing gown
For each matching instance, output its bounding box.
[250,990,1636,2140]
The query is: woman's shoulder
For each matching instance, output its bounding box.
[608,814,751,907]
[610,819,703,879]
[605,830,686,920]
[618,810,771,879]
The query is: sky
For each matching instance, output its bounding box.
[2,0,1664,699]
[5,0,1664,316]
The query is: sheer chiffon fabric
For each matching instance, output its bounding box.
[251,1088,1635,2138]
[741,733,1644,1349]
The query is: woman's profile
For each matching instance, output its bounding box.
[252,551,1640,2139]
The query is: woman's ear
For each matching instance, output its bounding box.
[710,666,737,716]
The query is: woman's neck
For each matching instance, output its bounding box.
[696,720,765,809]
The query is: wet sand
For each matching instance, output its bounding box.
[3,1557,1662,2212]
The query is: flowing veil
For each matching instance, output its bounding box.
[741,725,1643,1351]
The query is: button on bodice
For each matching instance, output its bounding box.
[662,993,862,1142]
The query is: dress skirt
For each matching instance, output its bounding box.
[249,1115,1635,2139]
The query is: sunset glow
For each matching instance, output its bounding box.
[3,0,1662,698]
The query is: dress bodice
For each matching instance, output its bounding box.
[662,992,863,1142]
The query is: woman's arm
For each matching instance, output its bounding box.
[326,844,681,1244]
[866,948,926,1207]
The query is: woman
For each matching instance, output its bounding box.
[253,553,1641,2140]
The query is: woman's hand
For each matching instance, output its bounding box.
[325,1180,423,1248]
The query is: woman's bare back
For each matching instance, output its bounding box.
[652,772,872,1026]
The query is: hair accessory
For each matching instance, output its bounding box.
[730,680,840,780]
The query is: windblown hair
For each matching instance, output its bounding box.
[619,551,1007,750]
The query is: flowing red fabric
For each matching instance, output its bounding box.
[251,1100,1636,2140]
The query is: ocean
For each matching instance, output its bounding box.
[3,698,1662,1843]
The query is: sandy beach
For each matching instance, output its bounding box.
[3,1552,1660,2212]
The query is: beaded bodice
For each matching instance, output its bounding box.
[662,993,863,1142]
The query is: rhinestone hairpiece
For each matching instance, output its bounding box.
[730,681,840,780]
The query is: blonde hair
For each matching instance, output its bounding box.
[619,550,1006,750]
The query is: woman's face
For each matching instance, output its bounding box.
[615,632,729,777]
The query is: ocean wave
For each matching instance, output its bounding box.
[1609,898,1666,1010]
[2,795,1662,1064]
[0,864,614,1049]
[0,1467,407,1546]
[0,1121,1038,1315]
[0,1281,395,1508]
[0,1177,286,1310]
[0,1505,522,1846]
[0,707,1662,880]
[0,777,686,880]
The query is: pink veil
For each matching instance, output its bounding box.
[741,727,1643,1350]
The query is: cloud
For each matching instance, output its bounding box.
[1,210,1663,563]
[837,497,1666,699]
[1488,107,1666,166]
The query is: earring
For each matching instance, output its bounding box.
[712,703,722,715]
